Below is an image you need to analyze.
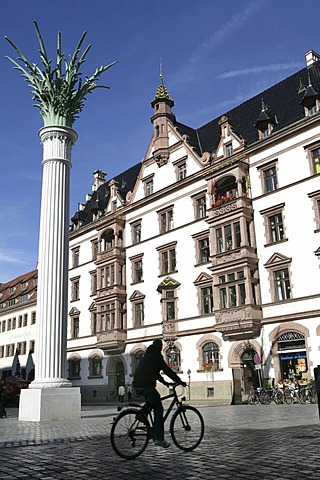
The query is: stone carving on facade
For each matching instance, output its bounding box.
[162,322,176,334]
[199,151,211,165]
[211,201,238,218]
[154,153,169,167]
[216,250,241,264]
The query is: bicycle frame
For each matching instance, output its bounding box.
[136,384,187,427]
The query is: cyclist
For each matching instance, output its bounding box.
[133,339,186,448]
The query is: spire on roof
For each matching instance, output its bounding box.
[151,61,174,105]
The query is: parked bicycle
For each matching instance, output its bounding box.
[283,385,304,404]
[247,386,273,405]
[110,383,204,460]
[299,383,317,404]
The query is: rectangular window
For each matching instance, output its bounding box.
[134,260,143,283]
[216,222,241,253]
[311,148,320,174]
[132,222,142,244]
[29,340,35,353]
[92,312,97,335]
[219,271,246,309]
[106,303,115,330]
[201,287,214,314]
[71,279,80,301]
[196,196,206,219]
[146,179,154,196]
[72,317,80,338]
[225,143,233,157]
[91,240,99,260]
[72,247,80,268]
[264,166,278,192]
[178,163,187,180]
[274,268,291,301]
[91,272,97,295]
[198,237,210,264]
[23,314,28,327]
[166,291,175,320]
[269,213,284,242]
[135,302,144,327]
[161,248,176,274]
[159,208,174,233]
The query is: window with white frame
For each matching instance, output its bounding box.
[132,221,142,244]
[72,247,80,268]
[71,316,80,338]
[157,242,177,275]
[225,143,233,157]
[265,253,292,302]
[100,303,115,331]
[164,290,176,320]
[202,342,220,370]
[193,193,207,220]
[194,232,210,264]
[259,161,278,193]
[130,254,143,283]
[158,206,174,234]
[201,286,214,314]
[100,265,115,288]
[261,203,286,244]
[308,190,320,231]
[218,272,246,309]
[91,239,99,260]
[90,271,97,295]
[216,221,241,253]
[274,268,291,301]
[130,291,145,328]
[142,175,154,197]
[71,277,80,301]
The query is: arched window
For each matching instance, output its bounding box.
[68,357,81,379]
[166,346,181,372]
[202,342,220,369]
[101,229,114,251]
[89,355,102,377]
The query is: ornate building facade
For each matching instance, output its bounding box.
[1,50,320,404]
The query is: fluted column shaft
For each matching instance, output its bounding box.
[31,126,77,388]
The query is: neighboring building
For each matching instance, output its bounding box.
[1,50,320,404]
[0,270,37,381]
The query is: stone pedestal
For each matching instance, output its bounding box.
[19,387,81,421]
[19,125,81,421]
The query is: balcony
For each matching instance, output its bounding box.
[209,195,252,220]
[96,246,125,264]
[214,305,262,341]
[96,330,127,354]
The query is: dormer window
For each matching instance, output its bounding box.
[306,103,317,117]
[225,143,233,157]
[255,100,276,140]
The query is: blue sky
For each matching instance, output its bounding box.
[0,0,319,283]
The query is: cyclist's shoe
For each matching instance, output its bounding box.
[154,439,171,448]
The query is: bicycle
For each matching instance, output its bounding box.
[247,386,271,405]
[299,383,317,404]
[110,382,204,460]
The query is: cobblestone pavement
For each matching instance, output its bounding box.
[1,403,320,479]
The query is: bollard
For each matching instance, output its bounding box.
[313,366,320,420]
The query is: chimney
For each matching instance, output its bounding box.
[305,50,320,67]
[92,170,106,191]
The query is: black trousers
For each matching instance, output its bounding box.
[134,386,164,442]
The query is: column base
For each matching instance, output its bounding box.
[19,387,81,422]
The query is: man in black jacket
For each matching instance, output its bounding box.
[133,339,186,448]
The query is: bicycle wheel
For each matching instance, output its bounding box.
[309,388,317,404]
[259,390,271,405]
[248,392,258,405]
[274,390,284,405]
[170,405,204,451]
[110,408,150,459]
[284,388,293,405]
[298,389,306,404]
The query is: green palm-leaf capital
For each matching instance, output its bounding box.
[5,21,117,127]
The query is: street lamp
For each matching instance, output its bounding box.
[187,369,191,400]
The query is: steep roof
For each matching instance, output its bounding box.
[71,162,141,228]
[175,60,320,156]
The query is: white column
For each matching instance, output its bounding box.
[19,126,81,421]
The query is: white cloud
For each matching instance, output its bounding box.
[217,62,304,79]
[171,0,269,86]
[0,249,26,265]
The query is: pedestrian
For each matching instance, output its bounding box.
[127,384,133,402]
[133,339,186,448]
[0,380,7,418]
[118,385,125,403]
